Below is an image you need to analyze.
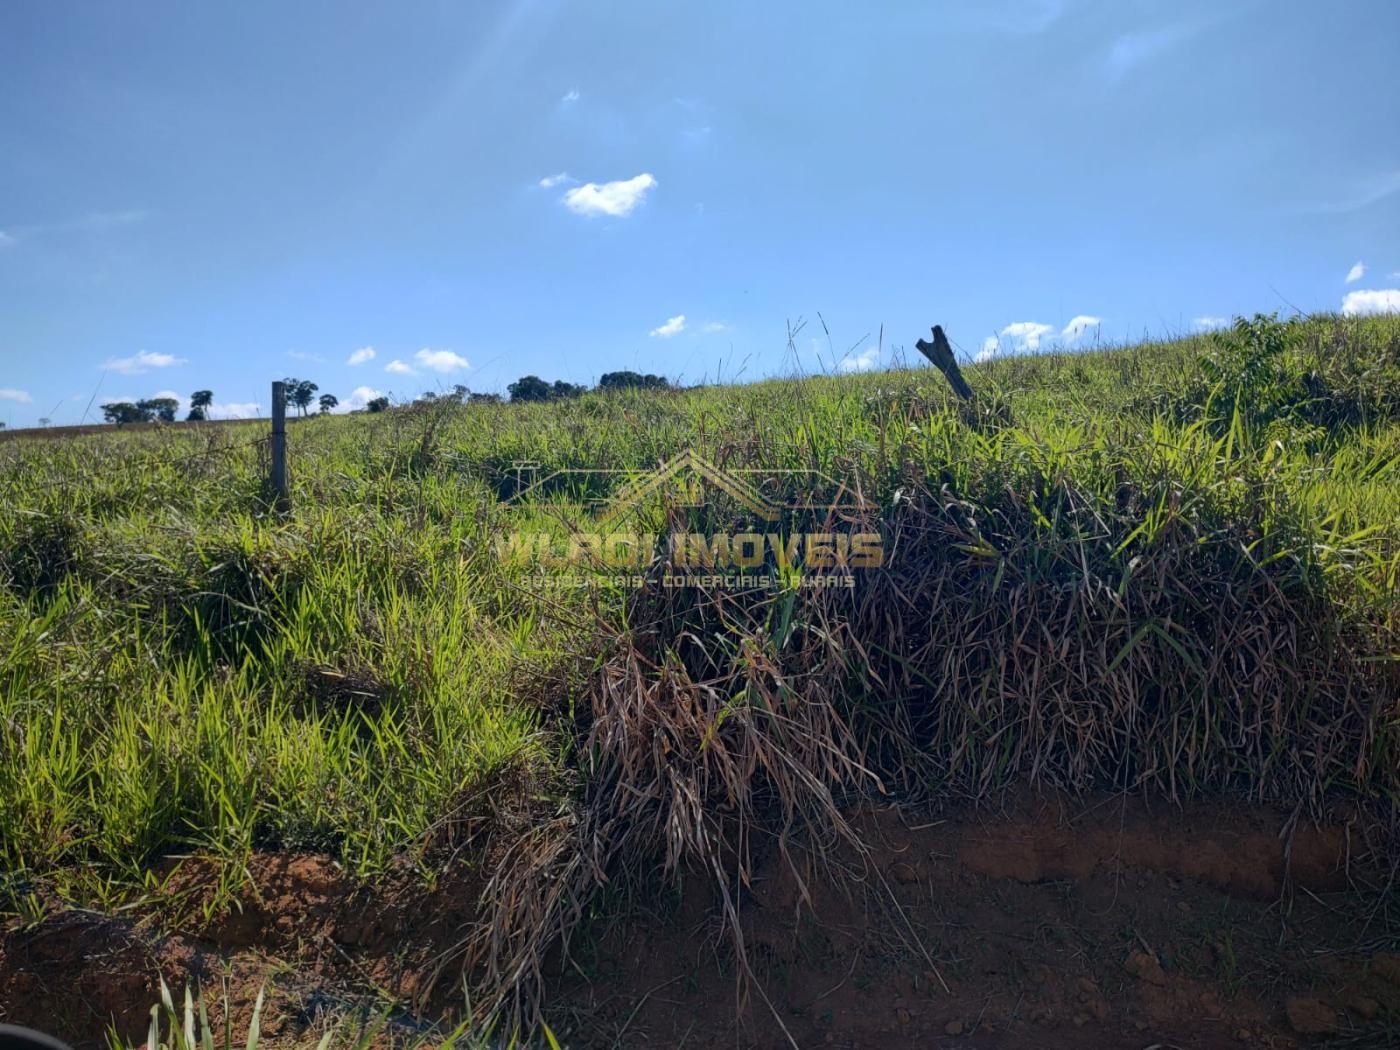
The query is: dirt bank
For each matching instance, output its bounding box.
[2,792,1396,1048]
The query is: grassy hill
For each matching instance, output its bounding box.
[1,313,1398,1039]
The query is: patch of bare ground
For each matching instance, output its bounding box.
[556,792,1399,1049]
[2,792,1397,1049]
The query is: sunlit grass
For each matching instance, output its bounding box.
[0,311,1396,923]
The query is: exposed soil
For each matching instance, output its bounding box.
[560,793,1399,1049]
[3,792,1397,1049]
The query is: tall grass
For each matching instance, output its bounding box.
[1,312,1397,1024]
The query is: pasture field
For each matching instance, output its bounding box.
[1,314,1398,1048]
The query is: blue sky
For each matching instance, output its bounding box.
[1,0,1398,426]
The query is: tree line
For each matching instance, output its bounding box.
[97,370,671,424]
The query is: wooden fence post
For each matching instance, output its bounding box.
[914,325,975,402]
[270,380,289,511]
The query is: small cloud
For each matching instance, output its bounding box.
[1345,261,1366,284]
[208,401,260,420]
[385,359,416,375]
[975,335,1001,363]
[1000,321,1055,351]
[1341,289,1400,317]
[345,385,384,410]
[1105,23,1200,80]
[1060,314,1102,343]
[561,88,580,104]
[414,348,469,373]
[347,346,376,366]
[538,172,573,188]
[0,387,32,403]
[649,314,686,338]
[103,350,186,375]
[288,350,324,363]
[1194,316,1230,331]
[702,321,729,333]
[0,231,14,247]
[562,173,657,218]
[839,346,880,373]
[81,209,147,229]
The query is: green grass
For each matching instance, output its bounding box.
[1,312,1397,975]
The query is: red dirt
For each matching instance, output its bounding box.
[560,794,1398,1049]
[2,793,1397,1048]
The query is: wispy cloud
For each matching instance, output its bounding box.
[1060,314,1102,344]
[0,388,32,403]
[560,88,580,104]
[347,346,376,366]
[1342,289,1400,317]
[702,321,729,333]
[967,0,1067,34]
[1194,316,1230,331]
[538,172,573,188]
[1345,261,1366,284]
[562,173,657,218]
[1104,22,1203,80]
[415,348,469,373]
[839,346,880,373]
[1,209,148,245]
[385,359,415,375]
[103,350,186,375]
[649,314,686,338]
[288,350,324,363]
[1303,170,1400,214]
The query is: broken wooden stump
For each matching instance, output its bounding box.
[914,325,974,402]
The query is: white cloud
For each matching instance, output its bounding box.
[347,346,376,366]
[385,359,416,375]
[1105,23,1201,80]
[538,172,572,188]
[103,350,186,375]
[1060,315,1102,343]
[0,387,32,403]
[414,348,469,373]
[288,350,324,363]
[561,88,580,104]
[1000,321,1055,351]
[0,231,14,247]
[975,336,1001,363]
[208,401,260,420]
[702,321,729,333]
[562,173,657,218]
[1193,316,1230,331]
[839,346,880,373]
[1341,289,1400,317]
[1345,261,1366,283]
[649,314,686,338]
[344,385,383,410]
